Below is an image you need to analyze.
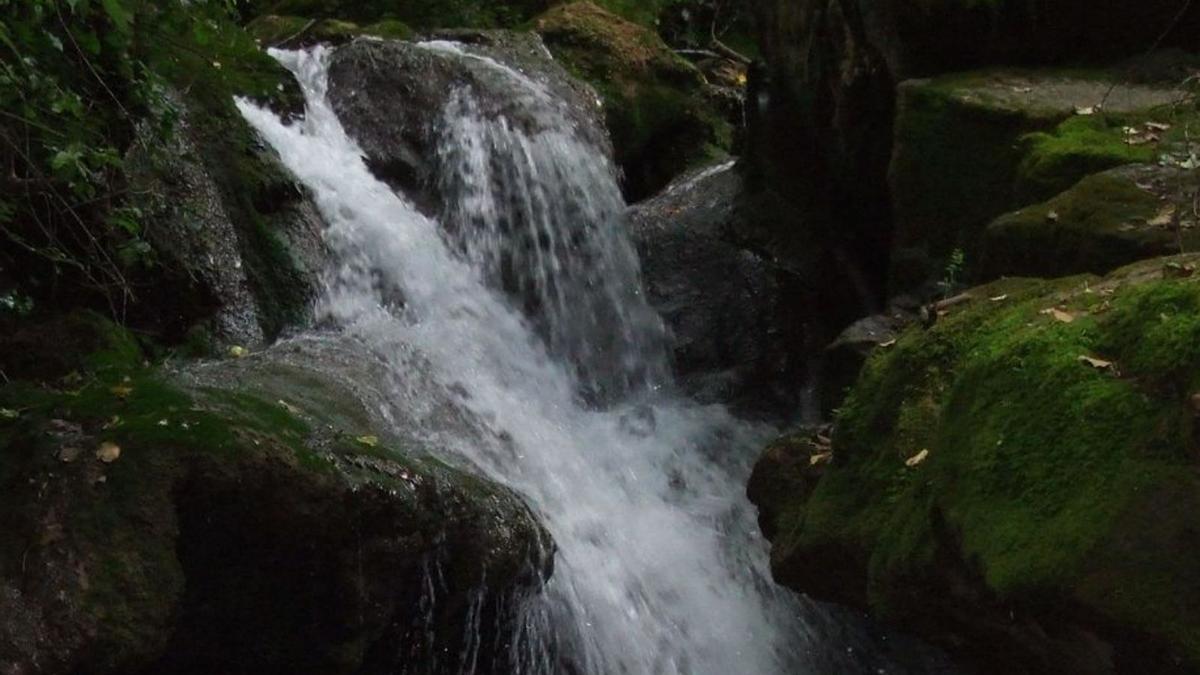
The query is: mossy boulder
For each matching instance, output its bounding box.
[0,321,549,674]
[246,14,415,47]
[889,69,1188,289]
[979,164,1200,279]
[241,0,554,30]
[750,255,1200,673]
[534,2,734,201]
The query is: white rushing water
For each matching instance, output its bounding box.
[236,45,838,675]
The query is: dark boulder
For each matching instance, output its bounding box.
[326,32,609,214]
[628,161,803,416]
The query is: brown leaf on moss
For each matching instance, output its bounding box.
[96,441,121,463]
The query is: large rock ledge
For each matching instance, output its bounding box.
[0,316,549,675]
[750,255,1200,674]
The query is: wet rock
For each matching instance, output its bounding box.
[126,91,327,348]
[821,309,914,415]
[0,324,549,675]
[628,161,801,416]
[749,255,1200,673]
[326,32,609,215]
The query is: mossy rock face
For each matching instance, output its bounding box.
[750,254,1200,673]
[246,14,415,47]
[980,164,1200,279]
[889,69,1188,289]
[0,323,549,673]
[534,2,733,201]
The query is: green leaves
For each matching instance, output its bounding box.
[100,0,133,34]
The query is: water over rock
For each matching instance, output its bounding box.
[325,32,609,215]
[0,319,549,675]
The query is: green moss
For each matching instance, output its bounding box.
[1017,115,1157,199]
[535,2,731,200]
[889,69,1187,289]
[773,258,1200,664]
[246,15,415,45]
[979,171,1179,278]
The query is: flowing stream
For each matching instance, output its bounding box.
[236,45,917,675]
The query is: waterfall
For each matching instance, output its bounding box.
[236,45,898,675]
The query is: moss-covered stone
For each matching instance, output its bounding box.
[889,69,1188,289]
[535,2,733,201]
[980,164,1200,279]
[246,14,415,47]
[0,310,144,383]
[0,321,548,673]
[751,254,1200,672]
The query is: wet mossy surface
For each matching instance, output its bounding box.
[246,14,416,46]
[753,255,1200,672]
[0,317,547,673]
[889,68,1190,290]
[534,2,733,201]
[980,165,1200,279]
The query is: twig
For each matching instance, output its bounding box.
[277,19,318,48]
[710,38,751,65]
[675,48,724,60]
[1098,0,1194,110]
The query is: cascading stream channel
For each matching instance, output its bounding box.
[237,45,881,675]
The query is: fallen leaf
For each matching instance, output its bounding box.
[158,419,169,427]
[228,345,248,358]
[1146,121,1172,132]
[356,435,379,448]
[96,442,121,463]
[1040,308,1075,323]
[1074,105,1097,116]
[1148,205,1176,227]
[58,446,82,463]
[905,449,930,467]
[277,400,302,415]
[809,452,833,467]
[0,408,17,420]
[1078,355,1114,371]
[1046,210,1060,222]
[989,294,1009,302]
[110,384,134,399]
[879,338,898,348]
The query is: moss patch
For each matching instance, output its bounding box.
[246,14,415,46]
[535,2,732,200]
[889,68,1188,289]
[980,165,1200,278]
[759,255,1200,669]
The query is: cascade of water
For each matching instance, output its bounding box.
[237,45,901,675]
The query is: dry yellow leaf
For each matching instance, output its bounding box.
[809,452,833,467]
[110,384,133,399]
[1040,308,1075,323]
[1078,355,1114,371]
[879,338,897,348]
[228,345,248,358]
[905,449,930,467]
[96,442,121,463]
[356,435,379,448]
[1148,205,1176,228]
[989,294,1009,302]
